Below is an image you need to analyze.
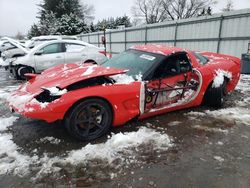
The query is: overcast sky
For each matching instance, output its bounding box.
[0,0,250,36]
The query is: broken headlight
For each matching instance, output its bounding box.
[35,87,67,103]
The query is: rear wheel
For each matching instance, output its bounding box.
[203,80,227,108]
[64,98,112,141]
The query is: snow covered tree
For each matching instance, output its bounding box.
[28,24,41,38]
[57,13,89,35]
[28,0,94,36]
[39,0,83,19]
[93,16,132,32]
[38,11,59,35]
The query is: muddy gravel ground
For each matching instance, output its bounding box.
[0,68,250,188]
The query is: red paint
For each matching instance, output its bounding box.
[9,45,241,127]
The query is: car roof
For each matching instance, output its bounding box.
[131,44,185,56]
[30,39,99,53]
[31,35,77,40]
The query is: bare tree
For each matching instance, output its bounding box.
[222,0,234,12]
[131,0,168,24]
[80,1,95,23]
[163,0,217,20]
[131,0,217,24]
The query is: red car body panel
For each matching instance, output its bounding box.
[8,45,241,126]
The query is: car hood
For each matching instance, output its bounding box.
[6,37,29,54]
[25,63,127,93]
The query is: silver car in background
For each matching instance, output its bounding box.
[10,39,108,79]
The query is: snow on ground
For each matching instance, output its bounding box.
[0,126,173,178]
[37,137,61,145]
[0,116,19,131]
[0,86,19,100]
[0,74,249,180]
[186,74,250,129]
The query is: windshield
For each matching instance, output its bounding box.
[193,52,209,65]
[103,49,165,78]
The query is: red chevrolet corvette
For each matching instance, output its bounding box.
[8,45,241,141]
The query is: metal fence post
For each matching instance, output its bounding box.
[125,29,127,50]
[145,26,148,45]
[174,22,178,47]
[217,16,224,53]
[109,32,112,54]
[97,32,100,47]
[88,34,90,43]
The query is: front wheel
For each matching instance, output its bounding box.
[64,98,112,141]
[16,66,34,80]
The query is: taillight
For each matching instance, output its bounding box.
[99,51,112,59]
[99,50,106,56]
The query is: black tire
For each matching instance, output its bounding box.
[16,66,34,80]
[203,81,227,108]
[64,98,112,141]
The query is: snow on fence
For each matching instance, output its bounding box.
[78,8,250,58]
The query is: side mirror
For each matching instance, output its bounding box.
[35,49,43,56]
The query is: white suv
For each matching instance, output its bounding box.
[10,40,108,79]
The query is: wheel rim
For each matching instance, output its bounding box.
[73,103,108,138]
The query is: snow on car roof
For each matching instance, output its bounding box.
[131,44,185,56]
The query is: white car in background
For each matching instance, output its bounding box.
[10,39,108,79]
[25,35,77,49]
[1,38,29,59]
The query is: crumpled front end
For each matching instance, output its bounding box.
[8,82,66,123]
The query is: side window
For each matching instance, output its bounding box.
[152,53,192,79]
[41,43,62,54]
[65,43,85,53]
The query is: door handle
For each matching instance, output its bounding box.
[56,56,62,58]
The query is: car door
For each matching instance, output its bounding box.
[64,42,86,63]
[143,52,202,114]
[34,42,65,72]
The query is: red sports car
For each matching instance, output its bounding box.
[8,45,241,141]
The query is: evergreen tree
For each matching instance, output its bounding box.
[93,15,132,32]
[38,0,84,20]
[28,24,41,38]
[28,0,94,36]
[57,13,89,35]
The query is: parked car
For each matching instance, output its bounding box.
[9,39,108,79]
[0,37,27,57]
[1,38,29,60]
[25,35,77,49]
[8,45,241,141]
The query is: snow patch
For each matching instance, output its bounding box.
[111,74,135,84]
[43,87,67,96]
[8,93,35,112]
[212,69,232,88]
[81,65,97,76]
[38,137,61,145]
[168,121,182,126]
[0,116,18,132]
[0,134,36,176]
[0,127,173,177]
[214,156,224,162]
[191,125,228,134]
[64,127,173,164]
